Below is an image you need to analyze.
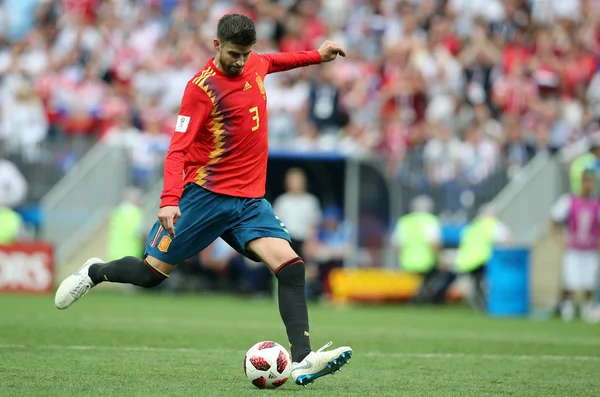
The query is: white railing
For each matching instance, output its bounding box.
[492,153,564,245]
[40,144,130,267]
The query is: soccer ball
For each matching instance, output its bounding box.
[244,341,292,389]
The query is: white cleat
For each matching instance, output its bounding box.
[54,258,104,310]
[291,341,352,387]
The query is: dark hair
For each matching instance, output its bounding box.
[217,14,256,47]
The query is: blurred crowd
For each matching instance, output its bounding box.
[1,0,599,234]
[2,0,600,184]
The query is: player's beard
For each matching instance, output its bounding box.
[229,65,243,75]
[220,59,243,76]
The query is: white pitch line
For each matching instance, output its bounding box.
[372,352,600,362]
[77,316,600,347]
[1,344,599,362]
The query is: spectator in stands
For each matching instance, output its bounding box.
[502,115,535,179]
[0,80,47,162]
[129,116,169,189]
[396,122,428,206]
[459,122,500,220]
[306,64,347,138]
[539,99,571,153]
[458,17,501,111]
[391,195,442,304]
[492,59,538,117]
[423,123,463,220]
[267,71,309,148]
[102,113,141,150]
[455,204,511,311]
[304,207,352,301]
[273,168,322,260]
[0,141,28,208]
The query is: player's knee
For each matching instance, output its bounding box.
[136,261,167,288]
[275,257,305,286]
[137,257,171,288]
[145,255,177,275]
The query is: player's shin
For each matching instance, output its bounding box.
[275,257,312,363]
[88,256,167,288]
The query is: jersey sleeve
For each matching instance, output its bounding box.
[258,50,322,74]
[160,81,212,208]
[551,194,571,223]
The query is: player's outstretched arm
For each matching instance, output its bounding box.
[260,40,346,75]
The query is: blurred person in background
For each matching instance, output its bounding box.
[266,71,308,148]
[0,203,24,245]
[569,134,600,195]
[551,170,600,322]
[196,237,246,294]
[458,17,502,111]
[501,114,535,180]
[273,167,322,259]
[0,140,27,245]
[492,59,538,117]
[102,113,141,150]
[0,141,28,208]
[129,115,170,189]
[396,122,428,206]
[423,123,463,221]
[107,187,145,262]
[0,80,48,162]
[306,64,348,141]
[458,122,500,220]
[455,203,511,311]
[196,237,272,296]
[391,195,442,304]
[304,207,352,301]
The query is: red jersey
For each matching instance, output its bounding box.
[160,50,322,208]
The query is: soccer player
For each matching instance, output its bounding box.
[54,14,352,386]
[552,169,600,322]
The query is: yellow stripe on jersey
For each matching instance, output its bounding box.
[192,67,227,187]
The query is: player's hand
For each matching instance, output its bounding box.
[318,40,346,62]
[158,206,181,239]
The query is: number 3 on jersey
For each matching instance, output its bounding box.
[249,106,259,132]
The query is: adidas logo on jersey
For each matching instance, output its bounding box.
[243,81,252,91]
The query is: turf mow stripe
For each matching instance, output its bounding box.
[1,344,598,362]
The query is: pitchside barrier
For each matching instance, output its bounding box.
[0,242,54,293]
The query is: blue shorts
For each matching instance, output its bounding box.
[144,184,291,265]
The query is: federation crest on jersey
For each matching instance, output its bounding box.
[255,75,265,94]
[157,236,172,252]
[175,115,191,133]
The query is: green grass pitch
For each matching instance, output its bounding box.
[0,291,599,396]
